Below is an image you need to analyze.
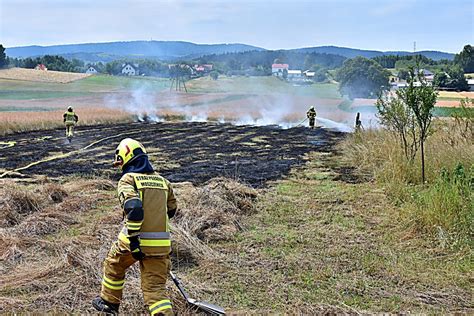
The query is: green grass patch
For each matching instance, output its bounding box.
[0,90,90,100]
[0,105,58,112]
[188,76,342,98]
[433,106,474,117]
[207,151,472,313]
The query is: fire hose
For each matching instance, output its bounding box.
[295,117,308,127]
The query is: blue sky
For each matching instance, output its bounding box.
[0,0,472,53]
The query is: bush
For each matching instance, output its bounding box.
[341,119,473,248]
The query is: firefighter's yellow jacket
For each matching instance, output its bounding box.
[116,172,177,256]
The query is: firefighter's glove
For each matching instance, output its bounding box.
[129,236,145,261]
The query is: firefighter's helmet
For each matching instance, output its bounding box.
[67,106,73,111]
[113,138,147,169]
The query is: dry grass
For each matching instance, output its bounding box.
[340,119,473,247]
[174,178,258,242]
[0,177,259,314]
[0,108,132,135]
[0,68,90,83]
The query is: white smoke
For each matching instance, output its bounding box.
[103,78,358,132]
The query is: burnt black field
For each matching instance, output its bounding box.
[0,122,344,187]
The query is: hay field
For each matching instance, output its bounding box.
[0,67,91,83]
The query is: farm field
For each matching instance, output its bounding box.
[0,67,91,83]
[0,70,472,314]
[0,121,471,314]
[0,74,359,134]
[1,73,471,132]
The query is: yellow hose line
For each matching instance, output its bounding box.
[0,141,16,149]
[0,130,142,178]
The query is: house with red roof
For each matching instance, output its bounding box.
[34,64,48,71]
[271,63,289,77]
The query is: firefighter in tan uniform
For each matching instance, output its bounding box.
[92,138,177,315]
[63,106,78,141]
[306,106,317,129]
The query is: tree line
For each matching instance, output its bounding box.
[337,45,473,98]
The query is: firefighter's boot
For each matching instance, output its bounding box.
[92,297,119,314]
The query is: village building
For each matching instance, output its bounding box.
[287,69,302,80]
[86,66,98,74]
[468,79,474,91]
[271,63,289,77]
[121,63,139,76]
[193,64,213,75]
[35,64,47,71]
[303,70,315,78]
[419,69,434,82]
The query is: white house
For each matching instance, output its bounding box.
[287,70,302,79]
[420,69,434,82]
[86,66,98,74]
[468,79,474,91]
[122,63,139,76]
[271,63,289,77]
[303,70,315,78]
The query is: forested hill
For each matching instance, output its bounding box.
[290,46,454,61]
[5,41,454,62]
[5,41,265,60]
[197,50,347,70]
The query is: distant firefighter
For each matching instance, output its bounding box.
[63,106,78,141]
[355,112,362,132]
[306,106,317,129]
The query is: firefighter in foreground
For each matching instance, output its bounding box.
[63,106,78,141]
[92,138,178,315]
[306,106,317,129]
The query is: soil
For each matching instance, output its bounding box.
[0,122,345,187]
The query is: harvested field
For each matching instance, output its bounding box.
[0,175,262,314]
[0,122,344,187]
[0,68,91,83]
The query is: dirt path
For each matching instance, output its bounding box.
[0,122,344,187]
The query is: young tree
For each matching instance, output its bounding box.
[376,93,419,161]
[377,66,438,183]
[405,67,438,183]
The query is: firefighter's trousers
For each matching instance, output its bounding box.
[309,118,315,129]
[65,122,75,137]
[100,241,173,315]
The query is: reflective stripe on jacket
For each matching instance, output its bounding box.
[117,172,177,255]
[64,111,77,123]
